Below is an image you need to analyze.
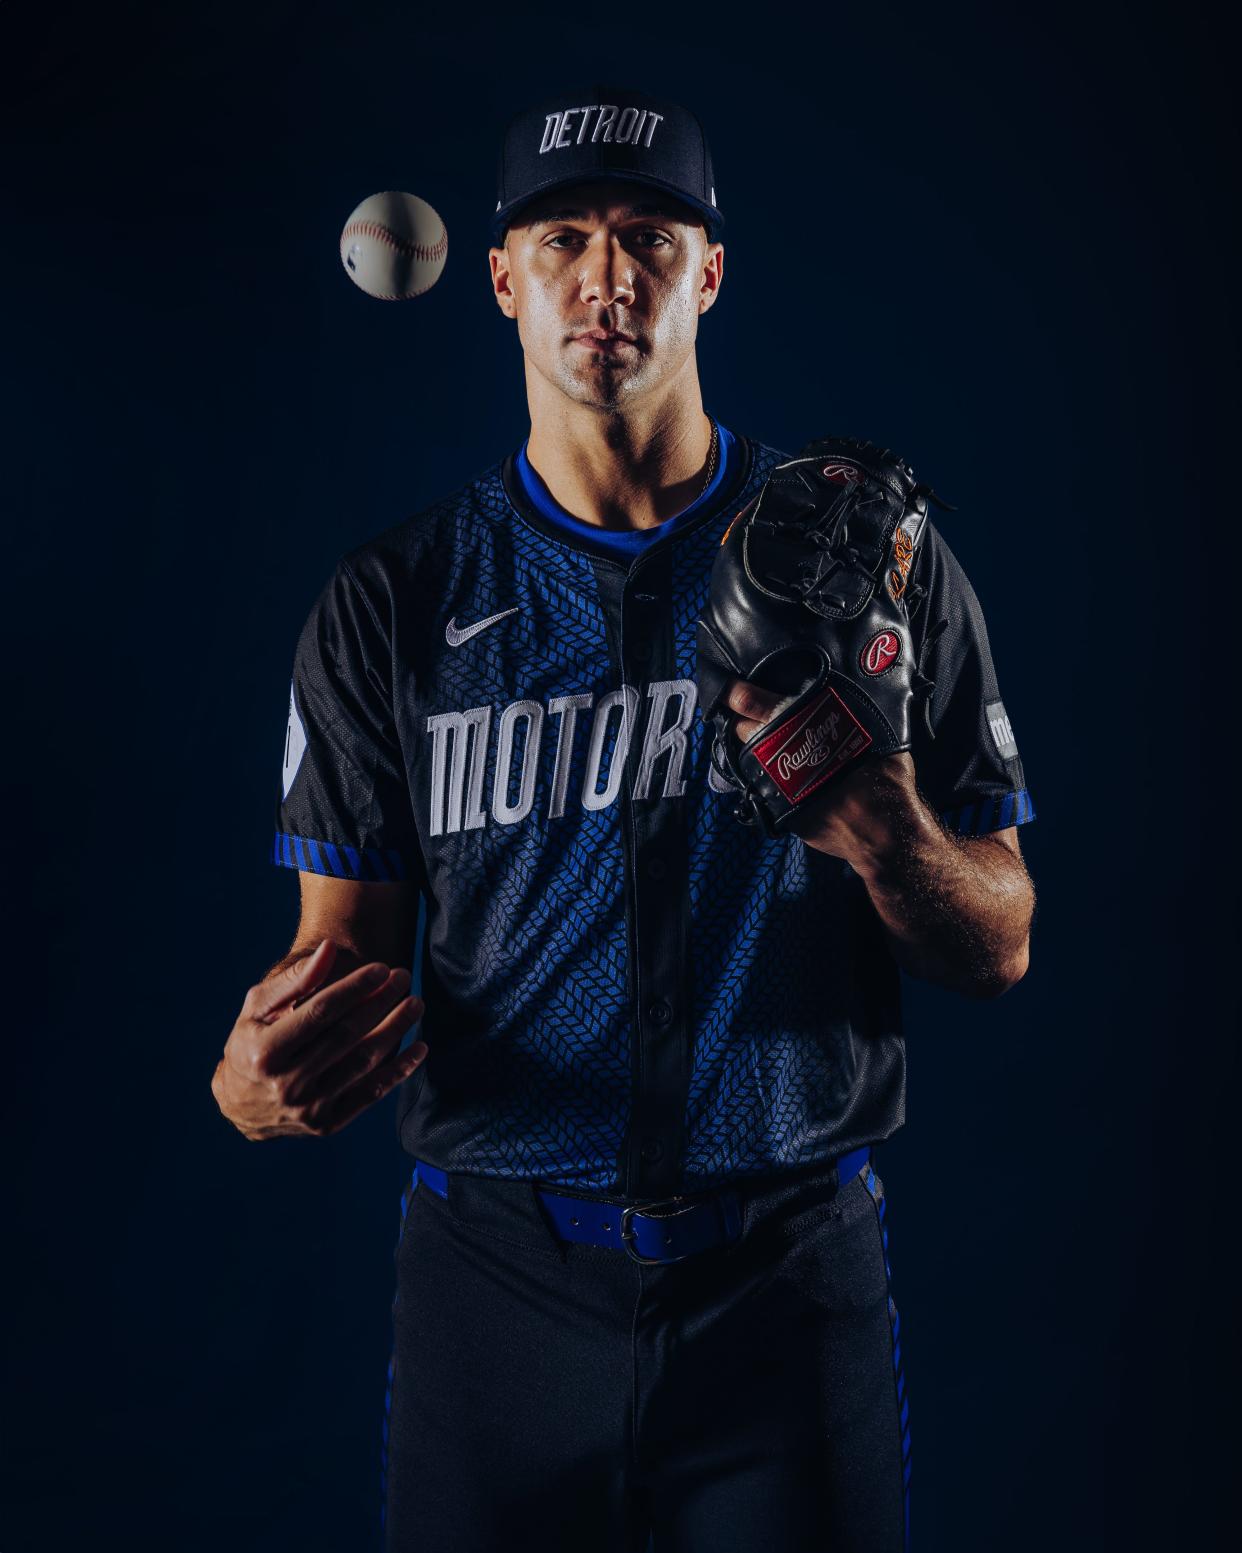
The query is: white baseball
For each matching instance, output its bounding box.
[339,191,448,300]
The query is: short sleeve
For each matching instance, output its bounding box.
[271,559,419,881]
[907,522,1036,837]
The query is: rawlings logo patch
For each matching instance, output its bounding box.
[860,630,902,676]
[751,685,872,803]
[821,461,863,486]
[888,524,915,600]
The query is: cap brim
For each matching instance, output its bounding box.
[490,169,724,246]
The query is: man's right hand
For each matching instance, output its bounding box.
[212,938,428,1141]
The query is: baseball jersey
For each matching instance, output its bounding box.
[272,423,1035,1196]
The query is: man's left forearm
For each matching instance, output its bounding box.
[717,677,1036,998]
[798,758,1036,998]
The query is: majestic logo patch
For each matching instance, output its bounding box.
[282,682,307,799]
[984,699,1019,759]
[750,685,872,803]
[860,630,902,676]
[888,524,915,600]
[445,607,521,647]
[821,462,863,486]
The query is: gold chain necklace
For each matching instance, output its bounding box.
[698,417,719,499]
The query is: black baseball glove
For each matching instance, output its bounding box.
[696,434,954,838]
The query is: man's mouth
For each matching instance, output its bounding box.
[571,328,637,351]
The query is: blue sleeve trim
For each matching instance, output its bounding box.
[938,787,1036,836]
[271,831,409,881]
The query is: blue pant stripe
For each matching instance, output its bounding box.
[380,1167,420,1535]
[862,1166,911,1551]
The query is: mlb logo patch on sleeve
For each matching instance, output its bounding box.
[282,682,308,798]
[984,699,1019,760]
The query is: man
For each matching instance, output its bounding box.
[212,85,1036,1551]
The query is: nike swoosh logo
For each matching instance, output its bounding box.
[445,606,520,647]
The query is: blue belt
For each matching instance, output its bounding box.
[410,1146,872,1266]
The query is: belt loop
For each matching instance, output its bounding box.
[717,1187,743,1241]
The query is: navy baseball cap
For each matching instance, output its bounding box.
[491,86,724,247]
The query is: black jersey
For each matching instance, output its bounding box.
[272,428,1035,1196]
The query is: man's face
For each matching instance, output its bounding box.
[489,179,723,408]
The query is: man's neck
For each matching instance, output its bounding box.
[524,393,715,533]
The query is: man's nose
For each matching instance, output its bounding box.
[579,234,636,307]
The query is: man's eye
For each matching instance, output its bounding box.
[545,230,671,248]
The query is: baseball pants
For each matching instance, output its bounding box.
[379,1152,911,1551]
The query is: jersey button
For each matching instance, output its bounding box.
[648,999,672,1026]
[631,638,652,661]
[641,1138,664,1163]
[647,857,667,879]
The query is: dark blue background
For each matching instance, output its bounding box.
[3,1,1235,1547]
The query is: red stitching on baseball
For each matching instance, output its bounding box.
[365,287,438,300]
[341,219,447,263]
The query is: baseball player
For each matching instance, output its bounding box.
[212,84,1036,1552]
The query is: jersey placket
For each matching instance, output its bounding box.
[592,543,694,1200]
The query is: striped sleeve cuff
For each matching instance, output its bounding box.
[937,787,1036,836]
[271,831,410,881]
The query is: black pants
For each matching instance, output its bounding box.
[380,1154,911,1551]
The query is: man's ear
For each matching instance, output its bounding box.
[489,246,518,320]
[700,239,724,312]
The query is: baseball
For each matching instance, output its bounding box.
[338,191,448,300]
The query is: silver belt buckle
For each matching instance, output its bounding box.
[619,1195,700,1265]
